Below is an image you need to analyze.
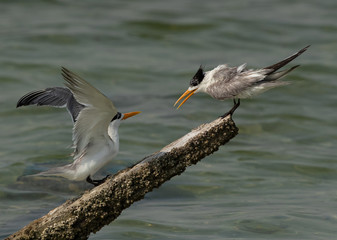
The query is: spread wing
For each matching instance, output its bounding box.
[17,87,70,108]
[16,87,84,123]
[61,67,117,157]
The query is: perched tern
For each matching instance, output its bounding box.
[174,45,310,117]
[17,67,140,186]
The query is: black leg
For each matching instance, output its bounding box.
[221,99,240,118]
[86,175,111,186]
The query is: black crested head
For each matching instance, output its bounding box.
[111,112,122,122]
[190,66,204,87]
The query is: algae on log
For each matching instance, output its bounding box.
[6,116,238,240]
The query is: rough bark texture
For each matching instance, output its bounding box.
[6,116,238,240]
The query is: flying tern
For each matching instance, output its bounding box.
[17,67,140,186]
[174,45,310,117]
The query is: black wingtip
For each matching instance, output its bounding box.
[61,67,74,84]
[16,98,26,108]
[264,45,310,73]
[61,66,69,75]
[299,45,311,54]
[61,67,80,81]
[291,64,301,70]
[16,93,33,108]
[61,66,74,76]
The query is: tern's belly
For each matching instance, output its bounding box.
[70,144,118,181]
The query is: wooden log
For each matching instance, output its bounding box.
[6,116,238,240]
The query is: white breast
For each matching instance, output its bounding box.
[68,137,119,181]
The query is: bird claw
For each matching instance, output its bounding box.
[86,175,111,186]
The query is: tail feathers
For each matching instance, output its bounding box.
[264,45,310,74]
[34,165,73,178]
[264,65,300,81]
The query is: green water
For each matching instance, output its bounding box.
[1,0,337,239]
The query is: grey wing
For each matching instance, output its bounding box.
[61,67,117,157]
[16,87,84,123]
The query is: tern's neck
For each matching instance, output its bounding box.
[108,122,120,145]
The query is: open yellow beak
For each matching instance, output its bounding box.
[174,89,197,109]
[122,111,141,120]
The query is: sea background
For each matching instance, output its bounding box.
[1,0,337,239]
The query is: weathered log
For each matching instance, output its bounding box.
[6,116,238,240]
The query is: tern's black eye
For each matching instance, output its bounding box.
[111,112,122,122]
[190,66,204,87]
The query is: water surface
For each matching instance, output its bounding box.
[1,0,337,239]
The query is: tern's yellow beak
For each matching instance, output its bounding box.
[174,88,197,109]
[122,111,141,120]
